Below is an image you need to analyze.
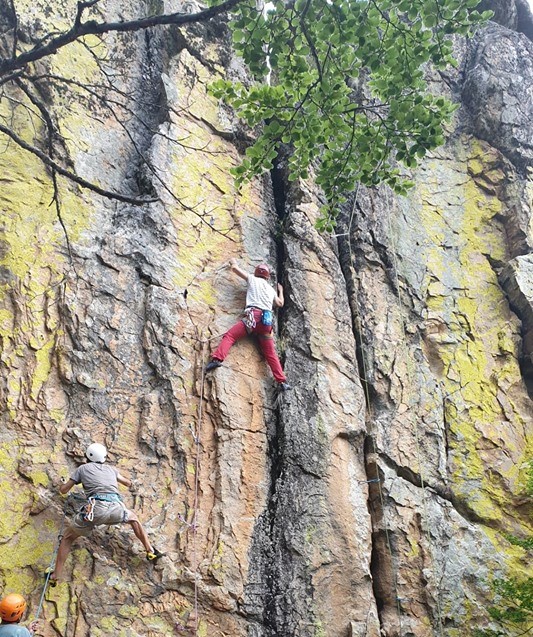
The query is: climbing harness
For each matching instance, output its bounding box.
[90,493,122,502]
[81,493,122,522]
[243,306,274,329]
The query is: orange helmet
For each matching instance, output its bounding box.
[0,593,26,622]
[254,264,271,279]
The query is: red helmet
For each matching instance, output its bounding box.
[254,264,271,279]
[0,594,26,622]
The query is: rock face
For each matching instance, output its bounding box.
[0,2,531,637]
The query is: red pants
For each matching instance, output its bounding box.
[212,309,286,383]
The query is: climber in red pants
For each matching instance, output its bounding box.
[206,259,291,390]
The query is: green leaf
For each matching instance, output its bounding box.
[217,0,489,231]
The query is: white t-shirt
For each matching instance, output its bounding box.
[245,275,276,311]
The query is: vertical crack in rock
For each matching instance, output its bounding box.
[262,416,286,637]
[243,156,295,637]
[364,439,394,633]
[265,157,289,637]
[239,157,291,637]
[499,259,533,398]
[245,156,353,636]
[336,202,371,411]
[335,201,392,635]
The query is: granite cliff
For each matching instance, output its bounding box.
[0,1,531,636]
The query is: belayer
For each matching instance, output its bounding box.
[206,259,291,390]
[0,594,38,636]
[47,443,163,584]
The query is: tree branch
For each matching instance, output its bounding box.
[299,0,323,82]
[14,77,58,154]
[0,0,244,75]
[75,0,101,30]
[0,122,158,205]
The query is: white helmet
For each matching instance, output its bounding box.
[86,443,107,463]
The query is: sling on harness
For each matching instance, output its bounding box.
[83,493,122,522]
[243,307,256,330]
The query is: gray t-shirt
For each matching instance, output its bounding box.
[245,275,276,311]
[71,463,120,498]
[0,624,33,636]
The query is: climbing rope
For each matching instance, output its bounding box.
[347,194,447,635]
[186,327,267,634]
[33,493,85,622]
[185,293,279,634]
[340,189,405,634]
[190,339,208,636]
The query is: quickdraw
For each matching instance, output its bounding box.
[83,498,96,522]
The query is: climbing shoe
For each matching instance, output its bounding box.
[44,568,57,588]
[205,360,222,372]
[146,547,164,562]
[278,382,293,391]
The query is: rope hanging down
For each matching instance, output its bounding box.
[34,493,85,623]
[184,315,267,634]
[179,337,209,636]
[341,189,404,633]
[192,340,208,635]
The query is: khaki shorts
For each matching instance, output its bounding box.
[70,500,138,537]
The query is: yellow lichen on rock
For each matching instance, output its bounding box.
[0,84,91,411]
[160,49,264,314]
[413,138,531,531]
